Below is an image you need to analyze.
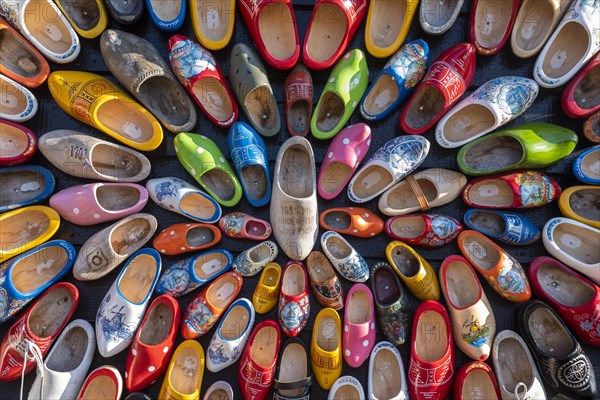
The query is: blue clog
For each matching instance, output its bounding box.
[155,249,233,297]
[0,165,55,212]
[464,209,541,245]
[360,40,429,121]
[573,146,600,185]
[146,0,185,31]
[228,122,272,207]
[0,240,75,323]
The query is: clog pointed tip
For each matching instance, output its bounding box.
[168,34,189,52]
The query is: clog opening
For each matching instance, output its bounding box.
[59,0,101,30]
[246,220,268,238]
[118,253,158,303]
[0,28,43,78]
[372,348,401,398]
[46,325,88,372]
[258,3,296,61]
[553,222,600,264]
[389,216,426,239]
[23,0,73,54]
[308,253,335,282]
[444,260,480,308]
[96,184,141,211]
[324,210,351,230]
[467,179,514,207]
[325,235,351,260]
[206,388,230,400]
[316,314,338,350]
[279,144,313,198]
[96,99,156,144]
[186,226,215,247]
[421,0,460,30]
[542,22,588,79]
[1,210,50,253]
[288,100,310,135]
[195,0,229,42]
[536,262,595,307]
[351,165,393,200]
[316,92,344,133]
[206,275,238,308]
[415,310,447,361]
[220,304,249,340]
[586,112,600,141]
[463,136,523,172]
[141,76,192,127]
[462,369,497,399]
[513,0,553,52]
[240,164,268,203]
[466,210,506,237]
[319,162,352,195]
[108,0,138,14]
[568,188,600,221]
[194,252,229,280]
[443,104,495,144]
[305,3,347,63]
[192,77,234,124]
[245,86,278,132]
[461,235,499,270]
[278,343,308,397]
[474,0,515,49]
[1,169,47,209]
[169,346,201,395]
[90,144,144,179]
[403,85,444,131]
[528,307,573,356]
[574,64,600,110]
[140,302,173,345]
[373,267,399,306]
[250,325,278,367]
[368,0,405,49]
[249,243,273,264]
[0,77,29,117]
[11,245,67,294]
[200,167,236,202]
[347,289,370,323]
[389,245,420,278]
[28,286,74,338]
[386,179,437,211]
[80,374,118,400]
[149,0,181,23]
[332,385,360,399]
[362,75,399,116]
[111,217,153,256]
[261,264,280,288]
[0,123,29,157]
[181,192,218,220]
[496,337,534,392]
[282,263,305,296]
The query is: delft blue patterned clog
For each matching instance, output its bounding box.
[464,209,541,245]
[360,40,429,121]
[321,231,369,283]
[228,122,271,207]
[146,0,185,31]
[155,249,233,297]
[573,146,600,185]
[0,165,55,212]
[232,241,278,277]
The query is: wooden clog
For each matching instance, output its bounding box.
[77,366,122,400]
[573,146,600,185]
[0,165,55,212]
[54,0,108,38]
[321,231,369,283]
[253,262,281,314]
[463,209,540,245]
[153,223,221,255]
[470,0,519,55]
[219,212,272,241]
[328,376,365,400]
[558,186,600,229]
[342,283,375,368]
[104,0,143,24]
[584,110,600,143]
[273,338,311,399]
[454,362,501,400]
[419,0,464,35]
[0,73,37,122]
[146,0,185,31]
[371,262,408,346]
[278,261,310,337]
[159,340,204,400]
[306,251,344,310]
[284,64,313,136]
[562,52,600,118]
[311,308,342,390]
[385,214,463,247]
[364,0,419,58]
[232,240,278,277]
[0,119,36,166]
[368,341,408,400]
[203,381,234,400]
[190,0,235,50]
[319,207,384,238]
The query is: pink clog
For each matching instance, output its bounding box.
[318,123,372,200]
[49,183,148,226]
[343,283,376,368]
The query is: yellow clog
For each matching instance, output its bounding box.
[159,340,204,400]
[385,240,440,301]
[0,205,60,263]
[48,71,163,152]
[311,307,342,390]
[190,0,235,50]
[252,262,281,314]
[54,0,108,39]
[558,186,600,229]
[365,0,420,58]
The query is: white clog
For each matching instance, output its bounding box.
[368,341,408,400]
[328,376,365,400]
[0,74,37,122]
[321,231,369,283]
[232,241,278,277]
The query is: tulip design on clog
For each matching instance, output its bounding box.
[278,261,310,337]
[343,284,376,368]
[0,165,55,213]
[0,119,36,166]
[321,231,369,283]
[153,223,221,255]
[232,241,278,277]
[252,262,281,314]
[219,212,272,241]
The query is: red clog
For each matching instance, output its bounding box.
[302,0,369,70]
[278,261,310,337]
[400,43,476,135]
[0,119,36,166]
[408,300,454,400]
[219,212,272,241]
[562,52,600,118]
[529,256,600,347]
[238,0,300,70]
[153,223,221,255]
[125,294,180,392]
[0,282,79,381]
[385,214,463,247]
[77,366,122,400]
[238,319,281,400]
[284,64,313,136]
[453,361,501,399]
[319,207,384,238]
[470,0,520,56]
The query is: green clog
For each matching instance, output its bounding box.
[174,132,243,207]
[457,123,578,176]
[311,49,369,140]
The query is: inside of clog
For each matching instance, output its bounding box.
[403,85,445,131]
[245,86,278,133]
[111,216,153,256]
[192,78,234,124]
[389,216,426,239]
[250,325,278,367]
[537,261,595,307]
[46,325,88,372]
[467,179,514,207]
[319,162,352,196]
[206,388,230,400]
[59,0,101,30]
[11,245,67,294]
[461,369,498,399]
[169,346,201,395]
[528,307,573,356]
[194,252,229,280]
[282,263,305,296]
[149,0,181,24]
[587,112,600,142]
[553,222,600,264]
[195,0,230,43]
[467,210,505,237]
[90,143,145,179]
[580,150,600,181]
[323,210,351,230]
[372,348,401,399]
[442,104,496,144]
[574,64,600,110]
[1,210,50,255]
[28,286,74,338]
[261,264,280,289]
[139,302,173,345]
[23,0,73,54]
[258,3,296,62]
[220,303,250,340]
[461,234,500,271]
[368,0,405,49]
[96,184,141,211]
[0,28,43,78]
[288,100,310,135]
[1,77,29,117]
[206,275,238,309]
[279,144,313,198]
[463,136,523,172]
[96,99,156,144]
[542,22,588,79]
[249,243,272,264]
[118,253,157,303]
[180,192,218,221]
[80,375,118,400]
[308,252,335,283]
[0,123,29,157]
[496,337,534,393]
[200,168,236,202]
[347,289,370,324]
[325,235,352,260]
[245,220,269,238]
[186,226,215,247]
[240,164,268,203]
[474,0,515,49]
[512,0,553,52]
[385,179,437,212]
[277,342,308,397]
[373,267,399,306]
[421,0,460,31]
[332,385,360,400]
[139,76,193,129]
[1,169,47,209]
[304,3,347,63]
[415,310,447,362]
[389,245,420,278]
[351,165,393,200]
[316,314,338,351]
[315,92,344,133]
[568,188,600,221]
[361,74,399,117]
[444,259,480,308]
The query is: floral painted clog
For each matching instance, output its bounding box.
[125,294,180,392]
[77,365,123,400]
[146,177,221,224]
[146,0,184,30]
[385,214,463,247]
[0,282,78,381]
[368,341,408,400]
[318,123,372,200]
[219,212,272,241]
[385,240,440,301]
[207,298,255,373]
[321,231,369,283]
[174,132,243,207]
[50,183,148,226]
[328,376,365,400]
[0,119,36,166]
[311,308,342,390]
[462,171,561,209]
[343,284,376,368]
[573,146,600,185]
[360,40,429,120]
[158,340,204,400]
[419,0,464,35]
[562,52,600,118]
[456,123,578,175]
[48,71,163,152]
[181,271,243,339]
[252,262,281,314]
[348,135,430,203]
[284,64,313,136]
[364,0,420,58]
[232,241,278,277]
[311,49,368,140]
[0,165,55,212]
[470,0,519,55]
[453,361,501,400]
[190,0,234,50]
[95,248,161,358]
[169,35,237,128]
[273,338,312,400]
[320,207,384,238]
[458,230,531,302]
[463,209,541,245]
[54,0,107,38]
[559,186,600,229]
[155,249,233,297]
[371,262,408,346]
[0,74,37,122]
[278,261,310,337]
[153,223,221,255]
[228,122,271,207]
[306,251,344,311]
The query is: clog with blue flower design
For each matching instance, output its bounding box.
[321,231,369,283]
[232,241,278,277]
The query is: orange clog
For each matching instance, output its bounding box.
[153,223,221,255]
[319,207,384,238]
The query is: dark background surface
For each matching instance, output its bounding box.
[2,0,599,399]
